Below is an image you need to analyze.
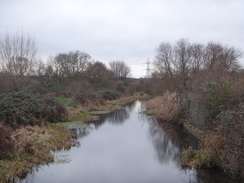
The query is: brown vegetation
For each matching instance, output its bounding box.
[0,124,14,159]
[181,146,211,168]
[146,91,180,122]
[0,125,78,183]
[149,39,243,180]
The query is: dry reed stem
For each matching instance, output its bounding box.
[146,91,180,121]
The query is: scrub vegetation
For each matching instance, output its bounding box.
[145,91,180,121]
[1,31,242,181]
[0,32,150,182]
[144,39,244,180]
[0,124,78,182]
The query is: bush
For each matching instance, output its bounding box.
[146,91,181,121]
[0,93,68,128]
[197,103,244,179]
[0,124,14,159]
[75,92,101,105]
[199,81,237,121]
[101,90,121,101]
[55,96,74,108]
[181,146,212,168]
[215,103,244,178]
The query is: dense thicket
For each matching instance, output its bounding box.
[147,39,243,179]
[0,32,139,129]
[0,93,68,128]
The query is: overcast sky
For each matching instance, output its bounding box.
[0,0,243,78]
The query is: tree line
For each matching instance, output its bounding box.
[152,38,242,92]
[146,39,243,179]
[0,32,132,94]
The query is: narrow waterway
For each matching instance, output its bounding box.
[17,101,233,183]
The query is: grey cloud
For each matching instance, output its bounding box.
[0,0,243,78]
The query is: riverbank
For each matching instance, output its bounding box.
[183,121,204,139]
[0,124,78,183]
[67,94,152,123]
[0,94,151,182]
[144,93,243,181]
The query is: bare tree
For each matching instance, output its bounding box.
[190,43,205,72]
[154,39,242,92]
[0,31,38,91]
[109,60,131,79]
[155,39,193,91]
[173,39,192,90]
[154,42,177,90]
[67,51,90,77]
[204,42,241,72]
[50,50,91,79]
[36,60,46,77]
[45,64,54,78]
[86,61,113,88]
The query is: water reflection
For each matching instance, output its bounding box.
[106,108,129,125]
[88,101,137,129]
[139,102,198,165]
[70,127,91,139]
[148,119,200,166]
[69,102,137,142]
[148,118,180,164]
[16,101,234,183]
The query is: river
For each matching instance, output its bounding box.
[16,101,234,183]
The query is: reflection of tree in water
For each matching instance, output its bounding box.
[148,119,199,165]
[125,101,138,113]
[15,170,36,183]
[104,101,139,125]
[183,168,235,183]
[69,127,92,139]
[148,119,180,164]
[148,119,234,183]
[106,108,129,125]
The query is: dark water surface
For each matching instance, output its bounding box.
[17,101,233,183]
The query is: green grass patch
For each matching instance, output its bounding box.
[58,121,91,129]
[88,111,111,115]
[55,97,73,107]
[141,110,155,115]
[68,112,93,122]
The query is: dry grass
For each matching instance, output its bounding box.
[181,146,211,168]
[146,91,180,121]
[0,125,78,183]
[91,94,151,111]
[183,120,204,139]
[0,124,14,159]
[61,94,151,124]
[68,112,93,122]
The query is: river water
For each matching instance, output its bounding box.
[17,101,233,183]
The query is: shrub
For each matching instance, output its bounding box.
[197,103,244,179]
[0,124,14,159]
[101,90,121,101]
[181,146,212,168]
[74,90,105,107]
[55,96,74,108]
[0,93,68,128]
[202,130,224,165]
[198,81,237,121]
[215,103,244,178]
[74,92,94,105]
[146,91,180,121]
